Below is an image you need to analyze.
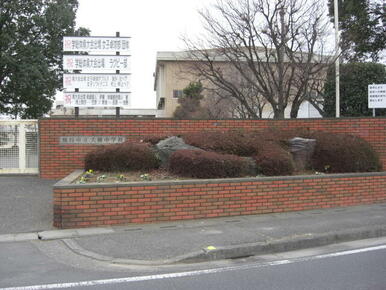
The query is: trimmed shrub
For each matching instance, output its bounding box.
[254,142,295,176]
[309,132,382,173]
[84,142,160,172]
[183,130,262,156]
[169,149,250,178]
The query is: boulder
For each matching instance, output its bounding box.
[154,136,202,167]
[289,137,316,171]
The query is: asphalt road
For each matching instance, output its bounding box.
[1,238,386,290]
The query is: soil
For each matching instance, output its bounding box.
[74,168,196,184]
[74,168,320,184]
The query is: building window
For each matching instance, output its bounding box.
[173,90,184,98]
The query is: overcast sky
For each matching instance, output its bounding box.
[70,0,215,108]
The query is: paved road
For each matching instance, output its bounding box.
[1,238,386,289]
[0,176,56,234]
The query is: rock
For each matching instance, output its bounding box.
[155,136,202,167]
[241,156,258,176]
[289,137,316,171]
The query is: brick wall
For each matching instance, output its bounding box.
[40,117,386,179]
[54,171,386,228]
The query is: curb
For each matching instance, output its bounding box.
[62,224,386,266]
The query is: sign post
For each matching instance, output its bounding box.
[368,84,386,117]
[62,33,131,117]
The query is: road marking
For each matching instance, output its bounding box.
[2,244,386,290]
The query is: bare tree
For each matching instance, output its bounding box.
[183,0,335,119]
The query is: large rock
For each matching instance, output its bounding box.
[154,136,202,167]
[289,137,316,171]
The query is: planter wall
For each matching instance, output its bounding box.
[40,117,386,179]
[53,170,386,229]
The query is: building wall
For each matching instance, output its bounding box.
[40,117,386,179]
[155,60,322,118]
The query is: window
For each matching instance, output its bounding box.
[173,90,184,98]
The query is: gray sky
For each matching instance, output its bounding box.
[69,0,215,108]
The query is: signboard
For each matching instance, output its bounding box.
[63,55,130,71]
[60,136,126,145]
[63,73,130,91]
[63,92,131,107]
[368,84,386,109]
[63,36,130,53]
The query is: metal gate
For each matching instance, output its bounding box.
[0,120,39,174]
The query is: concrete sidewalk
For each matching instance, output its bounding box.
[0,176,56,234]
[54,203,386,265]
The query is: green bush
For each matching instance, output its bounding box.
[169,149,250,178]
[84,142,159,172]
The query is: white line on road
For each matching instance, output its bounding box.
[2,244,386,290]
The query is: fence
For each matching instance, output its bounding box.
[0,120,39,174]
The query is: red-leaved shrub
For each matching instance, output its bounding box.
[169,149,250,178]
[309,132,382,173]
[84,142,159,171]
[183,130,262,156]
[254,142,295,176]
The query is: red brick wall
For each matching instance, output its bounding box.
[54,172,386,228]
[40,117,386,179]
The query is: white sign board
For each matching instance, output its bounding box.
[63,92,131,107]
[63,36,130,53]
[63,73,130,91]
[63,55,130,71]
[368,84,386,109]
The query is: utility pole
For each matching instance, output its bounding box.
[334,0,340,118]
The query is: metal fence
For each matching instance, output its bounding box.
[0,120,38,174]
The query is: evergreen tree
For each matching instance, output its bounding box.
[173,82,208,119]
[328,0,386,62]
[324,63,386,116]
[0,0,89,118]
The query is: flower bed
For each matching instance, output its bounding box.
[53,170,386,229]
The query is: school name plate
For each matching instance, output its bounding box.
[60,136,126,145]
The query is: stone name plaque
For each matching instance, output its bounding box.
[60,136,126,145]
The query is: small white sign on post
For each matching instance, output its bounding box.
[63,36,130,53]
[63,55,131,71]
[368,84,386,109]
[63,92,131,107]
[63,73,130,91]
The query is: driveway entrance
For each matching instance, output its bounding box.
[0,120,38,174]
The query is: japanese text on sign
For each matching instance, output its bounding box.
[63,37,130,53]
[63,74,130,90]
[368,84,386,109]
[60,136,126,145]
[63,55,130,71]
[63,92,131,107]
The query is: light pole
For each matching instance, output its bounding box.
[334,0,340,118]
